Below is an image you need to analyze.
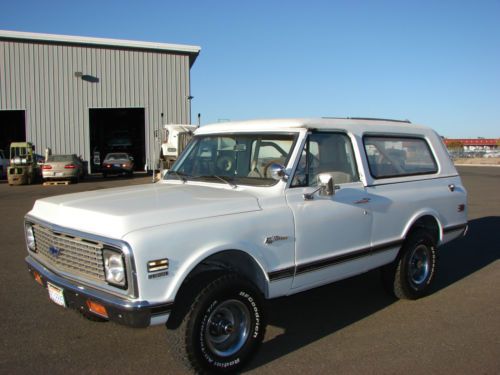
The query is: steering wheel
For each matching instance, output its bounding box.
[216,156,234,173]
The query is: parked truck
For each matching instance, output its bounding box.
[24,118,468,373]
[159,124,197,169]
[7,142,41,185]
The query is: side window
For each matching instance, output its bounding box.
[291,132,359,187]
[363,136,438,178]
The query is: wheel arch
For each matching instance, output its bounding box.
[185,249,269,296]
[402,213,441,246]
[166,249,269,329]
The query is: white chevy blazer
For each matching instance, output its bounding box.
[25,118,468,373]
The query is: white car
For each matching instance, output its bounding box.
[484,151,500,158]
[24,118,468,373]
[42,154,86,183]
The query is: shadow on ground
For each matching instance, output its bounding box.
[248,216,500,370]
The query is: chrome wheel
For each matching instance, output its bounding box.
[205,299,251,357]
[408,244,431,286]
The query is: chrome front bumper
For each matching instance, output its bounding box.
[26,255,172,328]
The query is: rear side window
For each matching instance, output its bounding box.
[364,136,438,179]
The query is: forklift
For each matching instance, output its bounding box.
[7,142,41,185]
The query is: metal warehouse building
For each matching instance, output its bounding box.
[0,30,200,172]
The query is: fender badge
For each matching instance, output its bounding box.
[265,236,289,245]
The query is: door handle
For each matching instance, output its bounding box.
[354,198,370,204]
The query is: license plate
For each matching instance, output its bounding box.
[47,282,66,308]
[55,172,64,177]
[113,164,120,167]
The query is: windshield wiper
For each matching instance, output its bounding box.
[166,170,189,183]
[195,175,237,189]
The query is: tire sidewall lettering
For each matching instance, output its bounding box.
[425,246,436,286]
[197,288,262,370]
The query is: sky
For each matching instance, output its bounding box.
[1,0,499,138]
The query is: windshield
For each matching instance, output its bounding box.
[10,147,29,158]
[105,153,129,161]
[166,133,298,186]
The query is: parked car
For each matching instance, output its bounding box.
[24,118,467,373]
[0,149,9,179]
[42,154,85,183]
[484,151,500,158]
[102,152,134,177]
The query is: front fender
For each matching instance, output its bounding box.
[122,209,295,304]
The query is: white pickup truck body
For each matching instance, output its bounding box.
[25,118,467,372]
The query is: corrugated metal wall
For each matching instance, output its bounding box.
[0,39,192,169]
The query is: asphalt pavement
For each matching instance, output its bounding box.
[0,167,498,374]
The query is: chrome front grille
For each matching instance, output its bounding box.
[32,224,106,282]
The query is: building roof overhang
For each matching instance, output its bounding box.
[0,29,201,66]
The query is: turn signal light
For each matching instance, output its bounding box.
[86,300,109,318]
[148,258,169,273]
[33,271,43,286]
[64,164,76,169]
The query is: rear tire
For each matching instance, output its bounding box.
[382,229,437,300]
[166,273,266,374]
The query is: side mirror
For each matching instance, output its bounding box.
[317,173,334,196]
[303,173,336,200]
[268,163,288,181]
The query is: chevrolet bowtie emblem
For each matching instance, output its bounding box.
[49,246,61,257]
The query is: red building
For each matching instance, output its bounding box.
[444,138,499,151]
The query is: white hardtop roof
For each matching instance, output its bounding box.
[164,124,198,131]
[195,118,432,136]
[0,30,201,57]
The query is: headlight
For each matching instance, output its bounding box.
[103,249,127,288]
[25,222,36,252]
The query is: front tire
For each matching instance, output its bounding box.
[382,229,437,299]
[167,273,266,374]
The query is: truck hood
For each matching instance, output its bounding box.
[28,183,261,239]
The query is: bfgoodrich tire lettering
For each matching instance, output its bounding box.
[167,273,266,374]
[383,229,437,300]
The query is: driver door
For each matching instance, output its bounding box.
[286,132,373,290]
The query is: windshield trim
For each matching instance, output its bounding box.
[166,131,300,187]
